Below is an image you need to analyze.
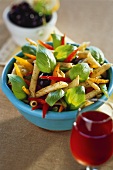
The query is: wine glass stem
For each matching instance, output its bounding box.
[86,166,98,170]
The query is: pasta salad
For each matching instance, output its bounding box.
[8,33,112,118]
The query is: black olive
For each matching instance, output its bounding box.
[38,73,51,88]
[71,57,80,64]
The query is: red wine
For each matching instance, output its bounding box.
[70,111,113,166]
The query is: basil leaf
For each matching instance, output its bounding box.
[8,74,27,100]
[88,46,104,65]
[22,44,36,55]
[54,44,76,61]
[64,86,85,110]
[36,45,56,73]
[45,89,65,106]
[69,63,90,82]
[51,34,62,49]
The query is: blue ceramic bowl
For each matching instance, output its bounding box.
[1,50,113,131]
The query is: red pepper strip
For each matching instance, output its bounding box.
[42,103,49,118]
[24,79,30,86]
[64,48,78,63]
[25,72,32,77]
[39,76,71,83]
[32,104,42,110]
[61,34,65,45]
[32,106,38,110]
[29,97,48,118]
[38,40,54,50]
[28,97,46,104]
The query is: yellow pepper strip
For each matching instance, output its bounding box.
[88,78,109,84]
[26,38,37,46]
[22,86,30,95]
[14,56,33,72]
[14,63,23,79]
[53,63,60,77]
[24,53,36,60]
[51,63,60,84]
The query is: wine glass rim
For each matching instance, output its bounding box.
[79,110,112,124]
[79,98,113,123]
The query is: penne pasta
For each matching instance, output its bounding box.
[78,42,90,51]
[64,75,79,91]
[85,90,102,100]
[86,79,100,90]
[90,63,112,78]
[35,81,68,98]
[86,52,101,68]
[29,61,40,97]
[78,51,100,68]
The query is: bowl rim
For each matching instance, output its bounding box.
[1,45,113,120]
[3,5,58,31]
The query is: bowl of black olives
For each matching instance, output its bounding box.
[3,1,57,46]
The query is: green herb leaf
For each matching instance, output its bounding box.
[22,44,36,56]
[69,63,90,82]
[64,86,85,110]
[36,45,56,73]
[51,34,62,49]
[8,74,27,100]
[88,46,105,65]
[45,89,65,106]
[54,44,76,61]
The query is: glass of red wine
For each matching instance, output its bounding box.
[70,98,113,170]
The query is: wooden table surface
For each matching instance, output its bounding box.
[0,1,113,170]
